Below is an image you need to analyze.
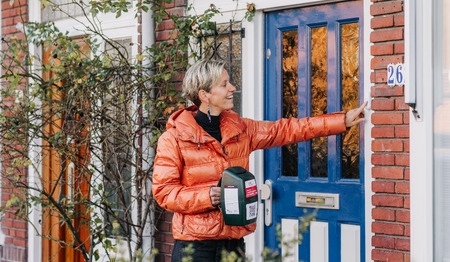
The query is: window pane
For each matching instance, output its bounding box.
[282,30,298,177]
[103,39,133,236]
[434,0,450,260]
[41,0,88,22]
[310,26,328,178]
[203,23,243,115]
[341,22,360,179]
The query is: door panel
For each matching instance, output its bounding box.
[264,1,364,261]
[42,39,90,262]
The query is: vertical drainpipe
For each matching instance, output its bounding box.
[140,2,155,257]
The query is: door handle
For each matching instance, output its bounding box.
[260,180,272,226]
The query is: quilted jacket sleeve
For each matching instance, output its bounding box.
[151,131,215,214]
[244,112,348,151]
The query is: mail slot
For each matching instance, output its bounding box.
[295,192,339,210]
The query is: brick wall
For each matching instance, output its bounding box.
[1,0,28,261]
[370,0,410,261]
[153,1,186,261]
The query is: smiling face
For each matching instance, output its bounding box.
[201,69,236,115]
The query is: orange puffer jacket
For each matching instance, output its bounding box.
[152,105,347,241]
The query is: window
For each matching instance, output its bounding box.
[434,0,450,260]
[200,22,243,115]
[102,39,133,236]
[41,0,87,22]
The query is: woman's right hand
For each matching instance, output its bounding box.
[210,187,221,206]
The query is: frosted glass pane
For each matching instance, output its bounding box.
[434,0,450,260]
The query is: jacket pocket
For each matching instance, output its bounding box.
[182,210,224,238]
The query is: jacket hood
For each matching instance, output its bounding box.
[166,105,247,144]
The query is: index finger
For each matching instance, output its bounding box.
[356,101,368,114]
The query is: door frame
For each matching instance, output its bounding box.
[263,2,366,260]
[238,1,373,261]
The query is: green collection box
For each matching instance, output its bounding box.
[220,166,259,226]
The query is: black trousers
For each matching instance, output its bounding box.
[171,238,246,262]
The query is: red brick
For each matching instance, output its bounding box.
[394,14,405,26]
[2,218,13,228]
[405,225,410,236]
[394,98,409,110]
[167,7,184,17]
[372,222,404,235]
[155,242,173,254]
[371,85,404,97]
[395,154,409,166]
[372,249,404,262]
[372,167,404,179]
[12,238,27,247]
[372,154,395,165]
[371,56,403,70]
[163,210,174,221]
[2,25,20,34]
[395,126,409,138]
[403,111,410,123]
[161,1,175,8]
[372,126,395,138]
[395,181,410,194]
[2,17,14,27]
[374,70,388,83]
[372,112,403,125]
[370,1,403,16]
[5,237,14,245]
[13,15,27,24]
[394,42,405,54]
[404,196,410,208]
[157,20,175,31]
[156,30,177,41]
[404,168,410,180]
[372,235,395,249]
[373,195,404,207]
[174,0,187,7]
[396,210,410,223]
[372,180,395,193]
[405,253,411,262]
[371,98,395,110]
[371,28,404,42]
[395,238,410,251]
[158,221,172,232]
[371,44,394,56]
[371,16,394,29]
[372,140,403,152]
[372,207,396,221]
[404,140,410,153]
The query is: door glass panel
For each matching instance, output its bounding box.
[341,22,360,179]
[311,26,328,178]
[282,30,298,177]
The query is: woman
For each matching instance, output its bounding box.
[152,59,366,261]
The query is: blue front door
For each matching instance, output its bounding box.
[264,1,364,261]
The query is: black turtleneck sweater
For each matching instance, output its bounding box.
[195,110,222,142]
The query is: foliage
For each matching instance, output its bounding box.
[0,0,255,262]
[261,210,317,262]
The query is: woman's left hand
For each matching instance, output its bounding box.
[210,187,221,206]
[345,101,368,127]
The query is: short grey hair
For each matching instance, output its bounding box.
[182,59,227,107]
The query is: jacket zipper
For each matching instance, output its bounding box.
[181,214,185,234]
